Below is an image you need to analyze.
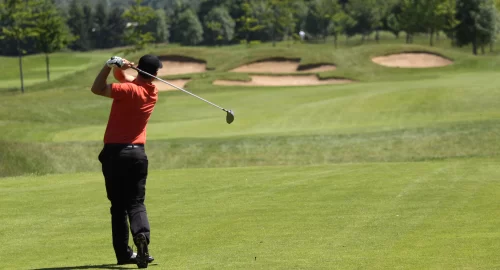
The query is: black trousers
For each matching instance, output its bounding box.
[98,144,151,262]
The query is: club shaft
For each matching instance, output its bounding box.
[131,67,225,111]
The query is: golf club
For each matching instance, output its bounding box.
[131,66,235,124]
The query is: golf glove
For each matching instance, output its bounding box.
[106,56,124,68]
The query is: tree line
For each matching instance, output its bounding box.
[1,0,499,91]
[3,0,500,53]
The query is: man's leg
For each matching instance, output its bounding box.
[123,147,151,268]
[123,148,151,241]
[99,147,134,263]
[110,203,134,262]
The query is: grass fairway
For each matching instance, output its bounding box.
[0,51,115,90]
[1,159,500,270]
[1,40,500,269]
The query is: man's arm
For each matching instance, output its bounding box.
[91,65,112,98]
[91,57,134,98]
[113,67,136,83]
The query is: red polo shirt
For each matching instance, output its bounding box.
[103,79,158,144]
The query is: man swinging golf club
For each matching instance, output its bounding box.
[91,54,161,268]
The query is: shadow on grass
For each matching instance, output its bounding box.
[31,263,158,270]
[0,87,22,95]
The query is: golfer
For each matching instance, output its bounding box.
[91,54,162,268]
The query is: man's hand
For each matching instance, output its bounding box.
[106,56,124,68]
[119,59,135,70]
[106,56,135,70]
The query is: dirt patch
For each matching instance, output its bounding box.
[231,58,336,73]
[372,53,453,68]
[214,75,352,87]
[154,79,190,91]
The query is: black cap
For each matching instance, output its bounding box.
[137,54,163,76]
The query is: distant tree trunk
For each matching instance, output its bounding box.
[481,44,485,54]
[449,32,457,47]
[406,32,410,44]
[272,23,276,47]
[17,41,25,93]
[375,29,380,43]
[45,53,50,81]
[429,29,434,46]
[472,40,477,55]
[333,34,338,48]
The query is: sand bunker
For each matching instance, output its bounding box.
[214,75,352,87]
[157,55,206,76]
[153,79,190,91]
[231,58,336,73]
[372,53,452,68]
[125,55,206,77]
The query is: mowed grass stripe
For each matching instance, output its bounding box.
[1,70,499,143]
[0,51,115,89]
[1,118,499,177]
[1,160,499,269]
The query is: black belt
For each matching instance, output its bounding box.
[104,143,144,149]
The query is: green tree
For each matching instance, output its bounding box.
[266,0,296,46]
[291,0,308,34]
[33,0,73,82]
[67,0,91,51]
[237,1,265,45]
[304,0,329,40]
[82,2,93,49]
[92,1,108,49]
[476,0,498,54]
[143,9,170,45]
[346,0,383,42]
[248,0,273,42]
[455,0,497,55]
[123,0,156,53]
[385,2,403,38]
[228,0,248,41]
[0,0,39,93]
[422,0,458,46]
[398,0,425,44]
[198,0,231,19]
[305,0,347,45]
[373,0,399,42]
[203,6,235,45]
[175,9,203,45]
[330,9,356,47]
[105,8,127,48]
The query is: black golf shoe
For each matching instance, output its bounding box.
[133,233,150,268]
[117,252,154,265]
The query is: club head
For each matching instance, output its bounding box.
[225,109,234,124]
